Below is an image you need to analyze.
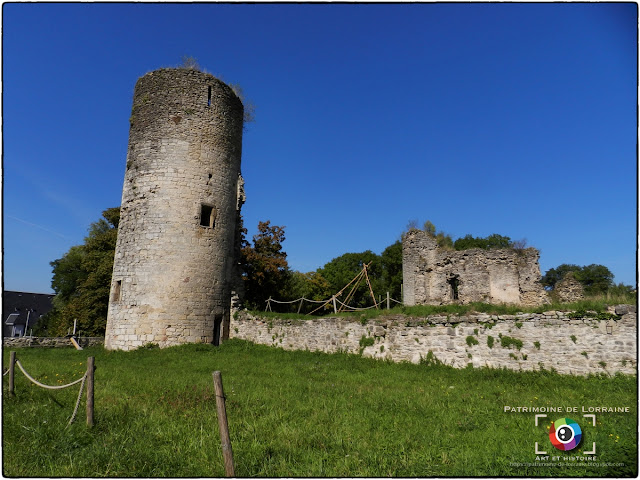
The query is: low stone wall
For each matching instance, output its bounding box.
[231,310,637,376]
[3,337,104,348]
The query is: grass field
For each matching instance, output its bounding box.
[3,339,637,477]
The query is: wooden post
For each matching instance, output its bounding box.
[86,356,95,427]
[9,351,16,396]
[297,299,303,314]
[213,371,235,477]
[332,295,337,314]
[387,291,390,310]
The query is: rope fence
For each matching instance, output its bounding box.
[5,352,95,427]
[265,291,403,315]
[15,360,86,390]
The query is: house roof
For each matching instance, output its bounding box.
[3,291,55,327]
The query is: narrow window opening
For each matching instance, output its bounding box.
[207,86,212,107]
[448,276,460,301]
[199,204,217,228]
[112,280,122,302]
[213,314,222,346]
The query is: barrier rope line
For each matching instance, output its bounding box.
[67,374,88,427]
[266,293,404,315]
[334,297,383,311]
[3,368,10,376]
[15,360,86,390]
[267,297,327,305]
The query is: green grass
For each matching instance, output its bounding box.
[3,340,637,477]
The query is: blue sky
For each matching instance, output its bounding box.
[3,3,637,294]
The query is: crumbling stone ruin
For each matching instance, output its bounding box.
[402,230,549,306]
[554,271,585,303]
[105,68,245,350]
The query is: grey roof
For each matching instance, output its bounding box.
[3,291,55,336]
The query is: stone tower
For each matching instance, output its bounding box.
[105,68,244,350]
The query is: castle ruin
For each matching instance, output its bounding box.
[104,68,245,350]
[402,230,549,306]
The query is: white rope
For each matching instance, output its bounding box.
[67,373,88,427]
[3,368,10,377]
[334,297,382,311]
[266,297,327,304]
[15,360,86,390]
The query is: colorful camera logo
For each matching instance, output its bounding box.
[549,417,582,451]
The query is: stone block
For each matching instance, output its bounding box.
[373,326,386,337]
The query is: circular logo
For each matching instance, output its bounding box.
[549,417,582,451]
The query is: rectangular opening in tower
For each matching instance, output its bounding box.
[200,204,217,228]
[207,86,212,107]
[112,280,122,302]
[213,314,222,346]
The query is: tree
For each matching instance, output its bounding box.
[380,240,403,300]
[284,271,333,303]
[44,207,120,336]
[541,263,614,295]
[317,251,383,308]
[453,233,513,251]
[574,264,614,295]
[540,264,581,290]
[240,221,290,308]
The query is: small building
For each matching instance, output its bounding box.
[402,230,549,306]
[2,291,54,337]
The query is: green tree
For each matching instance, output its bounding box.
[541,263,615,295]
[380,240,403,300]
[44,207,120,336]
[453,233,513,250]
[317,251,383,308]
[284,271,333,303]
[240,221,290,309]
[574,264,614,295]
[540,264,582,290]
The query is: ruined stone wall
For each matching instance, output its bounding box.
[402,230,548,306]
[105,68,244,350]
[3,337,104,348]
[555,272,585,303]
[231,310,637,376]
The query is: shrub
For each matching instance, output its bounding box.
[500,335,523,351]
[420,350,442,366]
[359,335,375,355]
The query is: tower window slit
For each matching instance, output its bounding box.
[200,204,217,228]
[112,280,122,302]
[207,86,211,106]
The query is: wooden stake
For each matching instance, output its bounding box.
[213,371,235,477]
[363,263,378,309]
[86,356,95,427]
[387,291,390,310]
[9,351,15,396]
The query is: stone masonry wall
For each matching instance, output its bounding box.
[231,310,637,376]
[3,337,104,348]
[403,230,548,306]
[105,69,244,351]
